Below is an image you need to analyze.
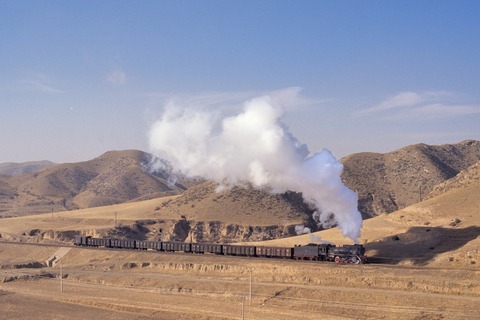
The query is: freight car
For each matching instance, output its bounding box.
[87,237,111,248]
[256,246,293,259]
[136,240,162,251]
[73,235,366,264]
[111,238,136,249]
[191,243,223,254]
[222,244,256,256]
[163,242,191,252]
[293,243,330,261]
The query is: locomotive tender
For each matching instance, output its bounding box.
[74,235,367,264]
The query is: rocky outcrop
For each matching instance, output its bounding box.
[341,140,480,218]
[168,219,301,243]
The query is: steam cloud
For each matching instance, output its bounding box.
[148,96,362,242]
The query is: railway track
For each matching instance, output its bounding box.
[1,239,477,272]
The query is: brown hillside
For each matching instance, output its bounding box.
[1,140,478,244]
[153,181,314,242]
[0,150,185,217]
[0,153,478,268]
[1,145,479,320]
[341,140,480,218]
[0,181,314,244]
[158,181,311,225]
[428,160,480,198]
[0,183,313,242]
[251,157,480,269]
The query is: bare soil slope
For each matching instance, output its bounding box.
[0,182,313,243]
[2,139,478,226]
[1,159,479,266]
[1,140,479,246]
[256,160,480,270]
[342,139,480,218]
[0,150,185,217]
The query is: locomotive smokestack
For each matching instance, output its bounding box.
[148,95,362,242]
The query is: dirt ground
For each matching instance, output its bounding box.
[1,242,479,320]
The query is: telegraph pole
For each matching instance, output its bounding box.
[60,260,63,293]
[249,270,252,306]
[242,295,245,320]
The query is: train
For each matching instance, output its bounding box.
[74,235,367,264]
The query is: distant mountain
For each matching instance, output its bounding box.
[0,161,56,176]
[0,150,187,216]
[341,140,480,218]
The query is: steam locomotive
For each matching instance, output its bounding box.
[74,235,367,264]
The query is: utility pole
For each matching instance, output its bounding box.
[114,212,117,228]
[249,270,252,306]
[242,295,245,320]
[60,260,63,293]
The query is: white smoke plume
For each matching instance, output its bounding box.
[295,225,311,235]
[148,96,362,242]
[295,224,332,244]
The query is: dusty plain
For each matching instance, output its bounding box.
[0,241,479,320]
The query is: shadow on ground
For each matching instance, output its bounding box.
[366,226,480,266]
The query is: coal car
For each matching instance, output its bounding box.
[256,246,293,259]
[293,243,331,261]
[191,243,223,254]
[222,245,256,256]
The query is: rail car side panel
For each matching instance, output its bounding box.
[87,237,111,248]
[256,246,293,258]
[136,240,162,251]
[163,242,191,252]
[223,245,256,256]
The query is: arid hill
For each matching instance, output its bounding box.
[428,160,480,198]
[250,157,480,269]
[1,140,479,242]
[0,152,479,264]
[153,181,315,242]
[0,160,55,176]
[0,150,186,217]
[0,142,479,259]
[341,139,480,218]
[0,183,315,243]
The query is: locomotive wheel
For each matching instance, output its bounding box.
[334,256,341,263]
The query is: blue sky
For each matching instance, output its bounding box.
[1,1,479,163]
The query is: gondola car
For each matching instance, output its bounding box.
[256,246,293,259]
[222,245,256,256]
